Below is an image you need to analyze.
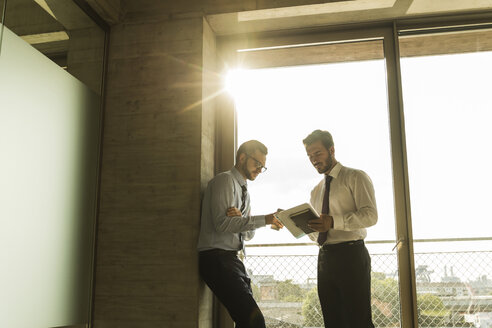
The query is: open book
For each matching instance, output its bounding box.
[275,203,320,238]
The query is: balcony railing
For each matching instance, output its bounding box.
[243,238,492,328]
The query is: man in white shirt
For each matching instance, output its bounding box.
[304,129,377,328]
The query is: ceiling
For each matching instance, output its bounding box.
[207,0,492,35]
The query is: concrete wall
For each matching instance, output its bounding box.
[93,14,207,327]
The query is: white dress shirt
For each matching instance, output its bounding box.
[309,162,378,245]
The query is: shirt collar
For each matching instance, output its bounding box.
[326,162,342,179]
[231,166,248,187]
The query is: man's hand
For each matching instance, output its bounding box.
[265,213,284,230]
[308,214,333,232]
[226,207,242,217]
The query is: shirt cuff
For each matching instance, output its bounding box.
[332,214,344,230]
[251,215,267,228]
[308,232,318,242]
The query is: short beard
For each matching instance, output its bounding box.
[318,153,334,174]
[241,161,254,180]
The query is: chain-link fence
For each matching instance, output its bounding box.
[244,246,492,328]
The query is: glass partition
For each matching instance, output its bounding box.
[400,27,492,328]
[0,1,106,327]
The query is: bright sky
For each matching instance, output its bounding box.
[227,50,492,258]
[400,51,492,245]
[229,59,394,253]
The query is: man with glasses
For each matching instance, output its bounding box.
[304,130,378,328]
[197,140,283,328]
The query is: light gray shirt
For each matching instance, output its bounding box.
[197,167,266,252]
[309,162,378,245]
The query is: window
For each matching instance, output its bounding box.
[220,21,492,328]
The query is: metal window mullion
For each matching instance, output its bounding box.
[383,23,418,328]
[0,0,7,55]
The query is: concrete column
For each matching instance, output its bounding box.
[93,15,213,327]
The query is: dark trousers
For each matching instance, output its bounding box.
[199,249,266,328]
[317,240,374,328]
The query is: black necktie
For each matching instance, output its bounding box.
[317,175,333,245]
[240,185,247,213]
[239,185,247,253]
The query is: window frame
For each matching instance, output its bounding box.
[215,13,492,327]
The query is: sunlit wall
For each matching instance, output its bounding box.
[0,25,101,327]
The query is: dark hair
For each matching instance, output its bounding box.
[236,140,268,163]
[303,130,334,150]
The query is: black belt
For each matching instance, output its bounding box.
[199,248,239,256]
[322,239,363,249]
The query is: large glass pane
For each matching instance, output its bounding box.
[400,29,492,328]
[229,40,401,327]
[0,1,104,327]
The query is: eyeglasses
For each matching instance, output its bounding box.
[246,154,267,173]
